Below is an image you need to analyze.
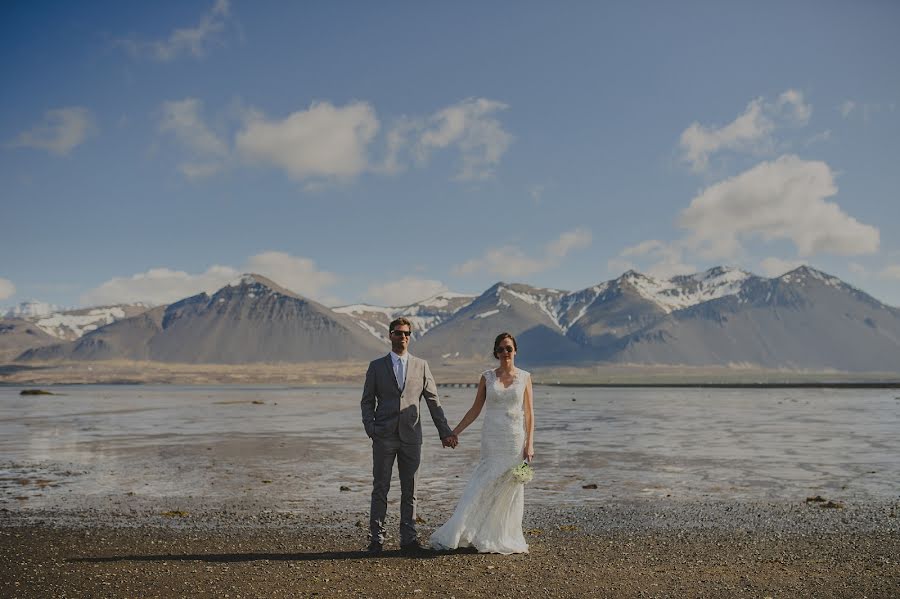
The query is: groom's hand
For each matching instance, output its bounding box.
[441,434,458,448]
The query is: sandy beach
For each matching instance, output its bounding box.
[2,499,899,598]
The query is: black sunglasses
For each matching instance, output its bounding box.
[496,346,515,354]
[391,330,411,337]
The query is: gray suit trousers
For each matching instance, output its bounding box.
[370,433,420,545]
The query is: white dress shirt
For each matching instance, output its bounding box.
[390,351,408,390]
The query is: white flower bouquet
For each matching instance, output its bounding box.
[510,462,534,484]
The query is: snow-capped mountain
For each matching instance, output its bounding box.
[334,292,475,341]
[29,304,154,340]
[413,266,900,371]
[417,267,758,350]
[20,274,387,364]
[2,301,153,341]
[14,266,900,371]
[634,266,754,312]
[415,283,581,362]
[606,265,900,370]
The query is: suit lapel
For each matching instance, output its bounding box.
[383,354,400,392]
[405,355,417,393]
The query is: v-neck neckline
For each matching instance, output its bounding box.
[494,368,518,390]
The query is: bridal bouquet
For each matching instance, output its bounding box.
[510,462,534,484]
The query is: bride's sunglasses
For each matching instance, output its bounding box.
[496,346,515,354]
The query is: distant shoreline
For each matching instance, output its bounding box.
[2,359,898,388]
[535,381,900,389]
[5,381,900,389]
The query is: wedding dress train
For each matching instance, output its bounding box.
[429,368,529,554]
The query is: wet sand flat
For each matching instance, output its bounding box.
[3,385,899,510]
[2,385,899,596]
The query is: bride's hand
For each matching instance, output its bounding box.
[523,445,534,462]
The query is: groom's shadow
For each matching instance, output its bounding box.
[70,547,478,564]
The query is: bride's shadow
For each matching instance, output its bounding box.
[70,547,478,564]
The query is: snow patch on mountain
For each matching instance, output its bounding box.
[415,292,474,309]
[354,320,383,338]
[779,266,844,289]
[334,292,476,341]
[497,285,566,329]
[34,307,127,339]
[559,283,610,329]
[625,267,752,313]
[334,304,396,317]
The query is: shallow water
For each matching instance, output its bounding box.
[1,385,898,514]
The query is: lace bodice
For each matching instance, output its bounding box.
[482,368,529,419]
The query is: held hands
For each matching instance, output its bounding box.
[441,434,459,449]
[523,444,534,462]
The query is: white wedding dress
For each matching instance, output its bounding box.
[429,368,529,554]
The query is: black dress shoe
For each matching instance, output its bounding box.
[367,541,383,554]
[399,540,429,555]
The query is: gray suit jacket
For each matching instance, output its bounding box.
[361,354,453,444]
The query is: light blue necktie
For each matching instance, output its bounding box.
[396,358,405,390]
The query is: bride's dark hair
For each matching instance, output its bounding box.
[492,332,518,358]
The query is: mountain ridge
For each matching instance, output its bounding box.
[11,266,900,372]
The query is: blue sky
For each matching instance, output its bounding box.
[2,1,899,309]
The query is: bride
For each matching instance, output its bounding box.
[429,332,535,554]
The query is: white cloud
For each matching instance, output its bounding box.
[363,277,449,307]
[244,252,338,299]
[80,265,238,306]
[453,228,591,279]
[379,98,513,180]
[0,277,15,300]
[620,239,667,258]
[680,97,773,172]
[454,246,548,279]
[378,117,418,175]
[759,257,806,277]
[679,155,879,259]
[848,262,868,278]
[837,100,894,123]
[160,98,227,157]
[611,239,696,279]
[606,258,637,276]
[805,130,831,146]
[416,98,513,180]
[178,162,223,179]
[679,89,812,172]
[236,101,379,181]
[154,96,513,183]
[547,228,592,258]
[776,89,812,124]
[9,107,95,156]
[118,0,232,61]
[839,100,856,118]
[80,252,339,306]
[879,265,900,281]
[159,98,228,178]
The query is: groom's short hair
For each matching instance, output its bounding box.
[389,317,412,333]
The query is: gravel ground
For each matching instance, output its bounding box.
[2,499,898,598]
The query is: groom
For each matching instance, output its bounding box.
[361,317,457,554]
